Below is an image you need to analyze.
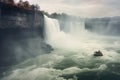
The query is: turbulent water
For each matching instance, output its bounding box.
[2,16,120,80]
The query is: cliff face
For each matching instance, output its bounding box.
[0,2,44,38]
[0,2,52,77]
[0,2,44,28]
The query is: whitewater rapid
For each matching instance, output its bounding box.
[2,16,120,80]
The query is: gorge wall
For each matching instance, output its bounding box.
[0,2,52,77]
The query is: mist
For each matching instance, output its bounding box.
[0,0,120,80]
[2,15,120,80]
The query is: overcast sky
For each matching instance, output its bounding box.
[16,0,120,18]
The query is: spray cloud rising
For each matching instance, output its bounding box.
[2,15,120,80]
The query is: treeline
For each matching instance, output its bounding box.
[0,0,40,10]
[41,11,83,22]
[42,11,70,19]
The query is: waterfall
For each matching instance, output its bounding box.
[44,16,63,43]
[69,20,86,35]
[44,15,86,39]
[2,15,120,80]
[85,18,120,35]
[44,15,87,49]
[60,19,86,35]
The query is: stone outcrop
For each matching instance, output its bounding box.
[93,51,103,57]
[0,2,52,77]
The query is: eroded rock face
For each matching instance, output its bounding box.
[0,2,47,77]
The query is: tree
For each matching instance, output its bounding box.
[35,4,40,10]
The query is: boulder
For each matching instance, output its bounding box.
[94,50,103,57]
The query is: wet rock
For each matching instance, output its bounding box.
[94,50,103,57]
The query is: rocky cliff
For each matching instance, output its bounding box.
[0,2,44,38]
[0,2,52,77]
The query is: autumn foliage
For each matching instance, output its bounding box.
[0,0,40,10]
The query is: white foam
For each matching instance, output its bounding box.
[2,16,120,80]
